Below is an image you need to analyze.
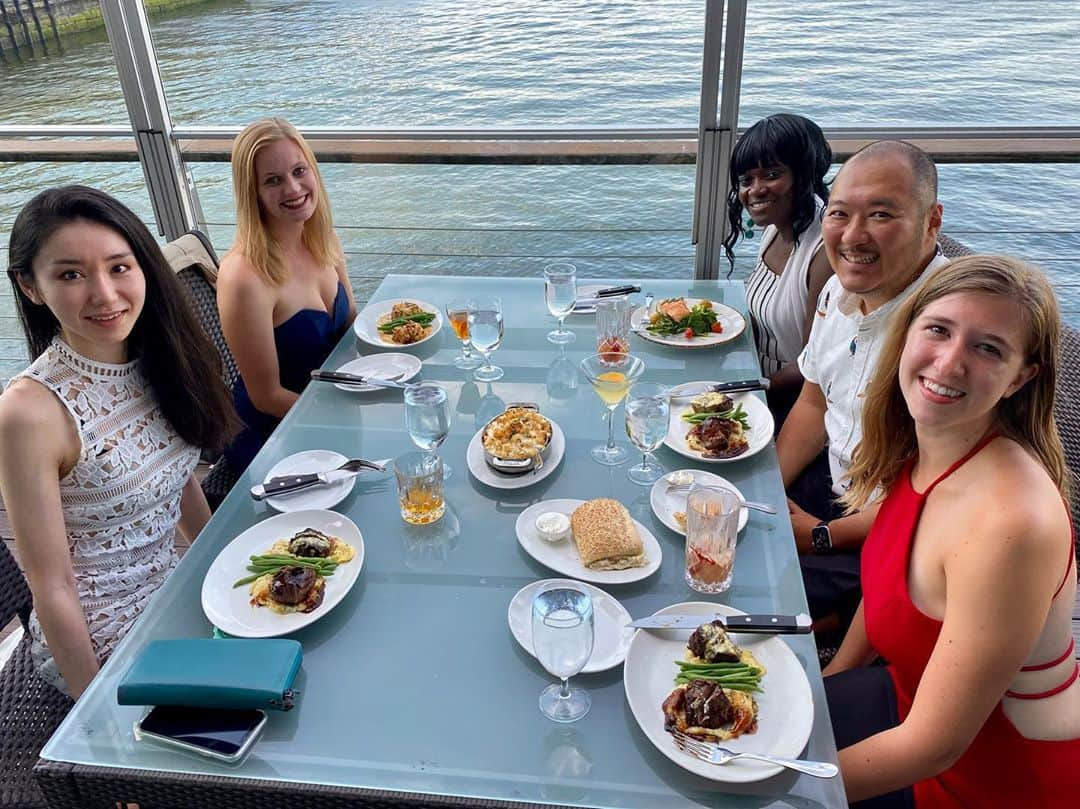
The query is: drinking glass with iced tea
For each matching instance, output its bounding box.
[394,451,446,525]
[445,298,481,369]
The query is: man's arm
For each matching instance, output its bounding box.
[776,379,828,488]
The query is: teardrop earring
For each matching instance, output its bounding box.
[743,215,754,239]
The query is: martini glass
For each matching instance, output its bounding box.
[579,353,645,465]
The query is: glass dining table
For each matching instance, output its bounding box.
[36,275,846,809]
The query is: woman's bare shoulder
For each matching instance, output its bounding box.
[0,379,74,454]
[218,252,272,300]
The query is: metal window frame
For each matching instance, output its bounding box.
[99,0,204,240]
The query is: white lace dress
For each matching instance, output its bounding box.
[0,338,199,695]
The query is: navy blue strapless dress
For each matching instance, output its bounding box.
[224,281,350,473]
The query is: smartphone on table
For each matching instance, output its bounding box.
[135,706,267,764]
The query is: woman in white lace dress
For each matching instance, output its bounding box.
[0,186,237,698]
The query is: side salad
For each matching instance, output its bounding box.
[647,298,723,338]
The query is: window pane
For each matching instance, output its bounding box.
[152,0,704,126]
[740,0,1078,127]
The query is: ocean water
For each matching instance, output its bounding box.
[1,0,1078,372]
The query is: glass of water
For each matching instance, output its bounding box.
[624,382,670,485]
[532,581,594,723]
[467,296,504,382]
[543,262,577,345]
[404,382,452,479]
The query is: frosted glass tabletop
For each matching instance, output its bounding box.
[42,275,846,808]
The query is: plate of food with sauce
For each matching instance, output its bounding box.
[201,509,365,638]
[353,299,442,348]
[663,384,774,463]
[630,297,745,348]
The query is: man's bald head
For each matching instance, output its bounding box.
[840,140,938,211]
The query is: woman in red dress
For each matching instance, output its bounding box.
[824,255,1080,807]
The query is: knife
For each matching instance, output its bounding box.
[670,378,771,398]
[249,459,392,500]
[628,612,812,634]
[573,285,642,310]
[310,370,410,390]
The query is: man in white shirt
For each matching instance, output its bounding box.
[777,140,948,621]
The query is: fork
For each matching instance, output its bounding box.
[671,730,838,778]
[665,483,778,515]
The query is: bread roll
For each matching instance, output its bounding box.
[570,498,646,570]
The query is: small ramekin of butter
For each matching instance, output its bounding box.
[534,511,571,543]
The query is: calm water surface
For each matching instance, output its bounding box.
[1,0,1078,371]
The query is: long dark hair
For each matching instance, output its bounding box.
[722,113,833,269]
[6,186,238,453]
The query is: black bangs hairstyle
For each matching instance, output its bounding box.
[6,185,238,453]
[722,113,833,270]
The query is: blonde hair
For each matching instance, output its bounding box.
[229,117,344,286]
[843,255,1068,511]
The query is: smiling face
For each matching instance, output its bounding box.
[898,291,1038,435]
[254,137,318,227]
[822,154,942,312]
[737,164,795,228]
[18,218,146,363]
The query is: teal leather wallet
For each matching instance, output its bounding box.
[117,638,302,711]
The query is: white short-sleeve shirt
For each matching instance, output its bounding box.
[798,252,950,495]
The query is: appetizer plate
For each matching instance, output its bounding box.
[201,509,365,639]
[623,602,814,783]
[333,353,422,392]
[507,579,633,673]
[664,386,775,464]
[466,420,566,490]
[515,499,662,585]
[353,299,443,349]
[649,469,748,535]
[262,449,356,513]
[630,298,745,348]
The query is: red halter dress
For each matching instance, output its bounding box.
[861,434,1080,807]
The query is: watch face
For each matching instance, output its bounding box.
[811,523,831,552]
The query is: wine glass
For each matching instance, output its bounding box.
[445,298,481,369]
[544,262,577,345]
[404,382,452,479]
[579,353,645,465]
[624,382,670,484]
[467,296,504,382]
[532,581,594,723]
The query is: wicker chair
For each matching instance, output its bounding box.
[1052,325,1080,663]
[0,542,73,808]
[938,232,974,258]
[162,230,239,511]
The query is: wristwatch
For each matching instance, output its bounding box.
[811,521,833,554]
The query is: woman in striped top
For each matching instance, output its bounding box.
[722,114,834,425]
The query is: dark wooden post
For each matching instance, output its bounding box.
[41,0,60,51]
[0,1,22,60]
[11,0,32,57]
[24,0,47,55]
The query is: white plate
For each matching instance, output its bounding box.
[333,353,422,392]
[664,387,774,464]
[465,420,566,490]
[515,499,662,585]
[201,509,365,638]
[623,602,815,783]
[353,299,443,349]
[570,284,606,315]
[630,298,746,348]
[507,579,633,673]
[263,450,356,513]
[649,469,748,535]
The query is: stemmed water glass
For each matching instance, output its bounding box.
[404,382,452,479]
[532,581,594,723]
[445,298,481,369]
[579,353,645,465]
[467,296,504,382]
[624,382,670,484]
[544,262,577,344]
